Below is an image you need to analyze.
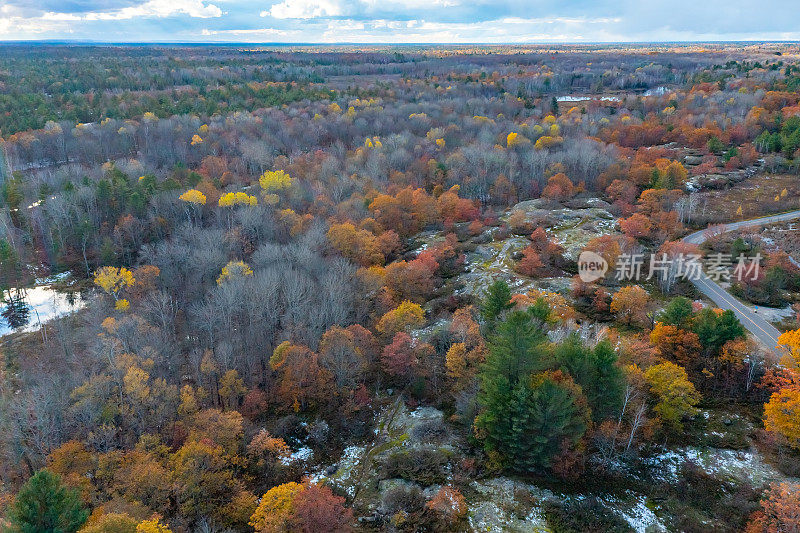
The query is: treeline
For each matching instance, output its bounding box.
[0,45,731,136]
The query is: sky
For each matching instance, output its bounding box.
[2,0,800,43]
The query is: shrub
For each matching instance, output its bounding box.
[381,448,450,485]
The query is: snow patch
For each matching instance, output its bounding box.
[643,446,794,486]
[280,446,313,465]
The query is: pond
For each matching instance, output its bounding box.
[556,94,621,103]
[1,282,85,337]
[556,87,671,103]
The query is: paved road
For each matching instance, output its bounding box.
[682,209,800,353]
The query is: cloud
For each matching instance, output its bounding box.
[0,0,222,39]
[264,0,345,19]
[314,17,607,43]
[47,0,223,20]
[201,27,301,37]
[4,0,144,15]
[0,0,223,39]
[263,0,465,20]
[3,0,800,42]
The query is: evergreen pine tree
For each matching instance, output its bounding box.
[657,297,693,328]
[692,308,745,354]
[6,469,88,533]
[554,336,624,422]
[2,291,30,330]
[476,310,549,465]
[506,372,589,472]
[481,279,513,323]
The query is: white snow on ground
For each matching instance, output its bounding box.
[467,501,519,532]
[756,304,794,323]
[600,494,666,533]
[468,478,552,532]
[0,285,84,337]
[468,477,665,533]
[280,446,313,465]
[312,445,366,496]
[642,446,796,486]
[623,496,664,533]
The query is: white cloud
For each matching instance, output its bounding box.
[360,0,462,8]
[299,16,631,43]
[4,0,800,42]
[201,27,301,36]
[1,0,222,38]
[497,16,621,25]
[264,0,345,19]
[263,0,463,20]
[83,0,222,20]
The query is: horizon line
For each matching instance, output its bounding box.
[0,39,799,46]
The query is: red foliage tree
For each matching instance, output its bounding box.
[381,332,418,380]
[619,213,653,240]
[746,482,800,533]
[541,173,577,201]
[289,484,353,533]
[515,247,544,277]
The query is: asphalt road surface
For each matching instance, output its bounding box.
[682,209,800,353]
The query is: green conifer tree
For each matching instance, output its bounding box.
[6,469,88,533]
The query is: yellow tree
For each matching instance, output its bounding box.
[777,328,800,366]
[326,222,384,267]
[94,266,135,302]
[260,170,293,204]
[376,300,425,337]
[178,385,199,417]
[136,519,172,533]
[79,513,139,533]
[761,328,800,448]
[446,306,486,387]
[217,260,253,285]
[610,286,650,326]
[47,440,95,504]
[645,361,701,432]
[218,369,246,409]
[260,170,292,191]
[764,388,800,448]
[179,189,207,225]
[218,192,257,207]
[179,189,207,205]
[506,132,519,147]
[249,482,304,533]
[187,408,244,454]
[170,440,241,524]
[445,343,469,380]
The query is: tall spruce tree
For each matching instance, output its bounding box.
[481,279,513,324]
[657,297,693,328]
[692,308,745,355]
[6,469,88,533]
[475,309,548,464]
[506,371,589,472]
[554,336,624,422]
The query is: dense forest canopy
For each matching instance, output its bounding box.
[2,43,800,532]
